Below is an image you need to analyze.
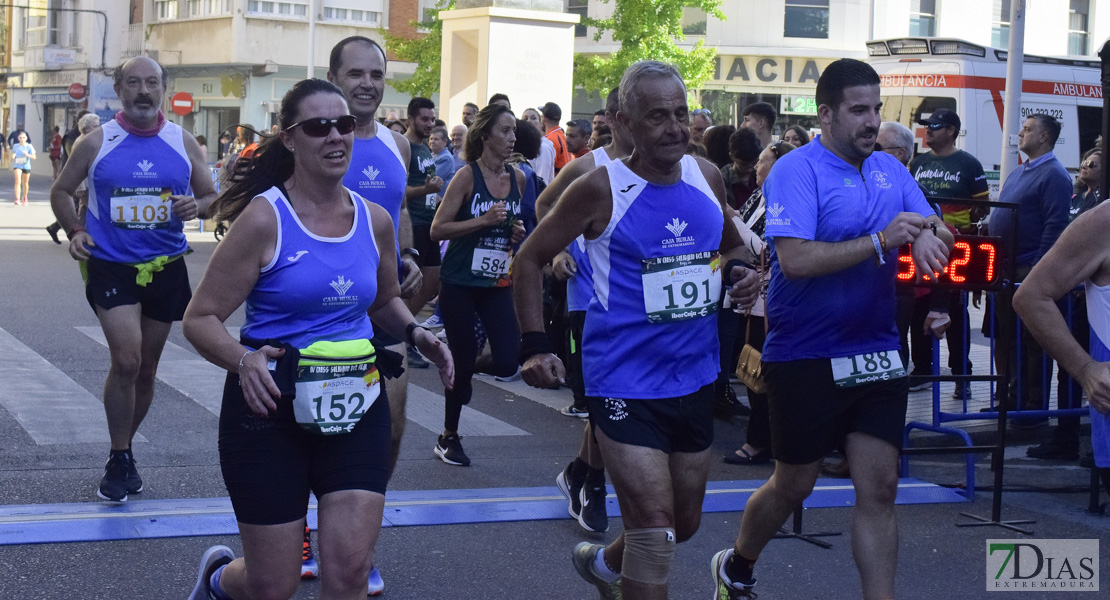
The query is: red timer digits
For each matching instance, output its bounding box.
[896,235,1004,290]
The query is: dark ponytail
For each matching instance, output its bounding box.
[211,79,346,222]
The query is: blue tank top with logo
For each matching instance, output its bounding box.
[342,128,407,242]
[242,186,379,349]
[86,120,193,264]
[567,147,613,312]
[583,156,723,399]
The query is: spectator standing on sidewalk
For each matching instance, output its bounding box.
[909,108,989,400]
[988,114,1082,458]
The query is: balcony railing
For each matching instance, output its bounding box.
[121,23,145,58]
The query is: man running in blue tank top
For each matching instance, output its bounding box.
[712,59,953,599]
[536,87,635,536]
[49,56,217,502]
[514,61,762,599]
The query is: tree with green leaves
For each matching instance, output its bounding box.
[575,0,724,99]
[379,0,455,98]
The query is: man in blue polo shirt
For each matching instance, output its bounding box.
[711,59,953,599]
[988,114,1079,457]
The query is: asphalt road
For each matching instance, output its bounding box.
[0,169,1107,599]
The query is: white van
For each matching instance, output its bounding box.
[866,37,1101,198]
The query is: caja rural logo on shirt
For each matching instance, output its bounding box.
[765,202,790,227]
[323,275,359,307]
[359,164,386,190]
[133,160,158,179]
[662,218,694,250]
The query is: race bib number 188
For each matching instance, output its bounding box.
[641,251,721,323]
[830,351,906,388]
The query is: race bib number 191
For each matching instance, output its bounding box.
[641,251,721,323]
[830,351,906,388]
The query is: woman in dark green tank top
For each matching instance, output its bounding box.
[428,103,527,466]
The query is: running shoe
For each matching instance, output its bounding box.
[188,545,235,600]
[434,434,471,466]
[572,542,622,600]
[124,451,143,495]
[494,367,522,382]
[418,314,443,329]
[952,382,972,400]
[560,405,590,418]
[711,549,758,599]
[97,451,131,501]
[436,328,448,341]
[555,463,584,519]
[367,565,384,596]
[578,483,609,533]
[300,525,318,579]
[407,345,430,369]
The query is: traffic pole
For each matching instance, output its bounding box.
[998,0,1026,188]
[1099,38,1110,201]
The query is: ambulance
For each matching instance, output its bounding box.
[866,37,1101,197]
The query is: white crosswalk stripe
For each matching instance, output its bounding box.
[404,383,529,436]
[0,326,146,445]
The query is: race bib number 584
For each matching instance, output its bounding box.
[641,251,721,323]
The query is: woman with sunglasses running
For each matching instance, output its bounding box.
[184,78,453,600]
[429,103,527,466]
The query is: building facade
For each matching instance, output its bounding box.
[569,0,1110,132]
[4,0,425,164]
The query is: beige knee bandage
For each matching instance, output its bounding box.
[622,527,676,585]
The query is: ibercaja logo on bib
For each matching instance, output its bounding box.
[986,539,1098,591]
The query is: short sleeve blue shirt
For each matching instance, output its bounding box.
[762,140,932,361]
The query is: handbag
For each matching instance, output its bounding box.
[734,248,768,394]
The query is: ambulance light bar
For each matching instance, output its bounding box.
[887,39,930,55]
[866,42,890,57]
[931,40,986,57]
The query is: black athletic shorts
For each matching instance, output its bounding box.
[218,373,392,525]
[586,382,714,454]
[84,255,191,322]
[410,224,442,268]
[765,359,909,465]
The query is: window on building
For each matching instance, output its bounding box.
[682,8,707,36]
[567,0,588,38]
[155,0,179,20]
[784,0,829,39]
[25,1,49,45]
[909,0,936,36]
[1068,0,1090,55]
[323,7,381,24]
[992,0,1010,48]
[247,1,307,17]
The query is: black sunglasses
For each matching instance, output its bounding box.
[925,122,950,131]
[285,115,357,137]
[692,108,712,117]
[874,143,901,152]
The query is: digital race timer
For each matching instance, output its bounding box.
[896,235,1005,290]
